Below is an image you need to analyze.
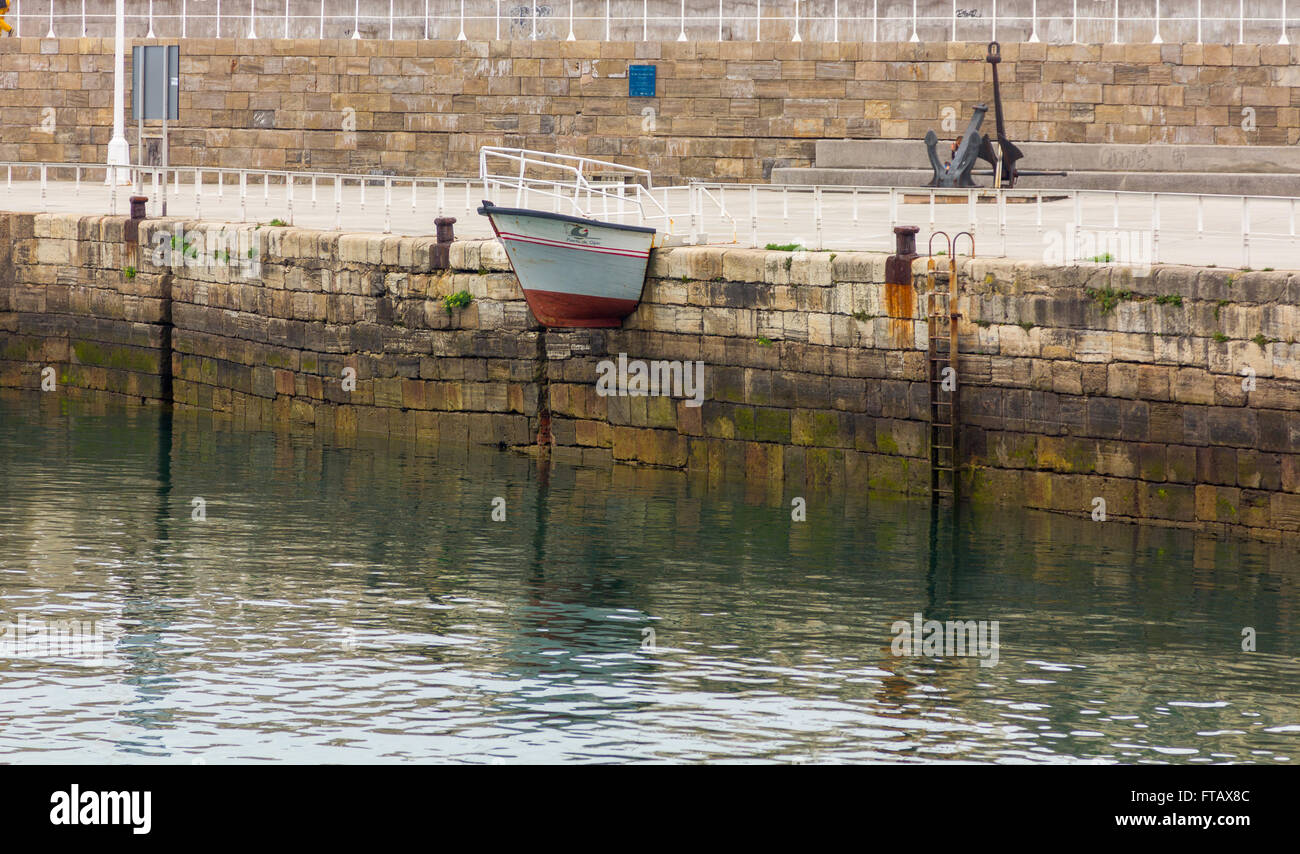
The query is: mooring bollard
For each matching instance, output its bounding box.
[886,225,920,285]
[432,216,457,270]
[124,196,150,265]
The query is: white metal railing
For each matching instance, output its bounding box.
[3,161,1298,270]
[479,146,736,243]
[8,1,1297,44]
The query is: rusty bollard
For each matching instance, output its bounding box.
[885,225,919,285]
[884,225,920,347]
[432,216,456,270]
[124,196,149,267]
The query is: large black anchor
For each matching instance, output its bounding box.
[925,104,987,188]
[924,41,1062,189]
[976,41,1024,188]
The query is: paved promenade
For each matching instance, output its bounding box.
[4,178,1298,271]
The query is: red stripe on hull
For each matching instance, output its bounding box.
[522,288,641,328]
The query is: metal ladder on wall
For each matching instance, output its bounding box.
[926,232,973,506]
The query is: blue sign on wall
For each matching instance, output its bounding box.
[629,65,656,98]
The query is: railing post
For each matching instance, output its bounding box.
[249,0,257,38]
[384,176,392,233]
[1242,196,1250,268]
[814,185,822,250]
[1153,0,1162,44]
[749,184,758,247]
[910,0,919,42]
[1151,193,1160,265]
[1029,0,1039,43]
[793,0,801,42]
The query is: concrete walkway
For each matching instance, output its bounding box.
[5,178,1298,271]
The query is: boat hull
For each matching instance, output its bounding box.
[478,202,654,328]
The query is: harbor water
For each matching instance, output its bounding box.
[1,393,1297,764]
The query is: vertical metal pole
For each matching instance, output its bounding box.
[1242,196,1250,268]
[1151,193,1160,264]
[814,186,822,249]
[749,185,758,247]
[161,49,169,217]
[106,0,129,185]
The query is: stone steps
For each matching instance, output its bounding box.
[772,141,1300,196]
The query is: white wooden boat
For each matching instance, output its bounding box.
[477,147,733,328]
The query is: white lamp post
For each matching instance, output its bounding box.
[106,0,131,184]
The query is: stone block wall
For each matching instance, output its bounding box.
[2,37,1298,184]
[5,210,1300,540]
[0,212,170,401]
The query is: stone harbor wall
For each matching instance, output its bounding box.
[4,209,1300,541]
[2,37,1298,183]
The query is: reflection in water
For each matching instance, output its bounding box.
[0,391,1298,764]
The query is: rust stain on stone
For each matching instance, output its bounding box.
[884,281,915,348]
